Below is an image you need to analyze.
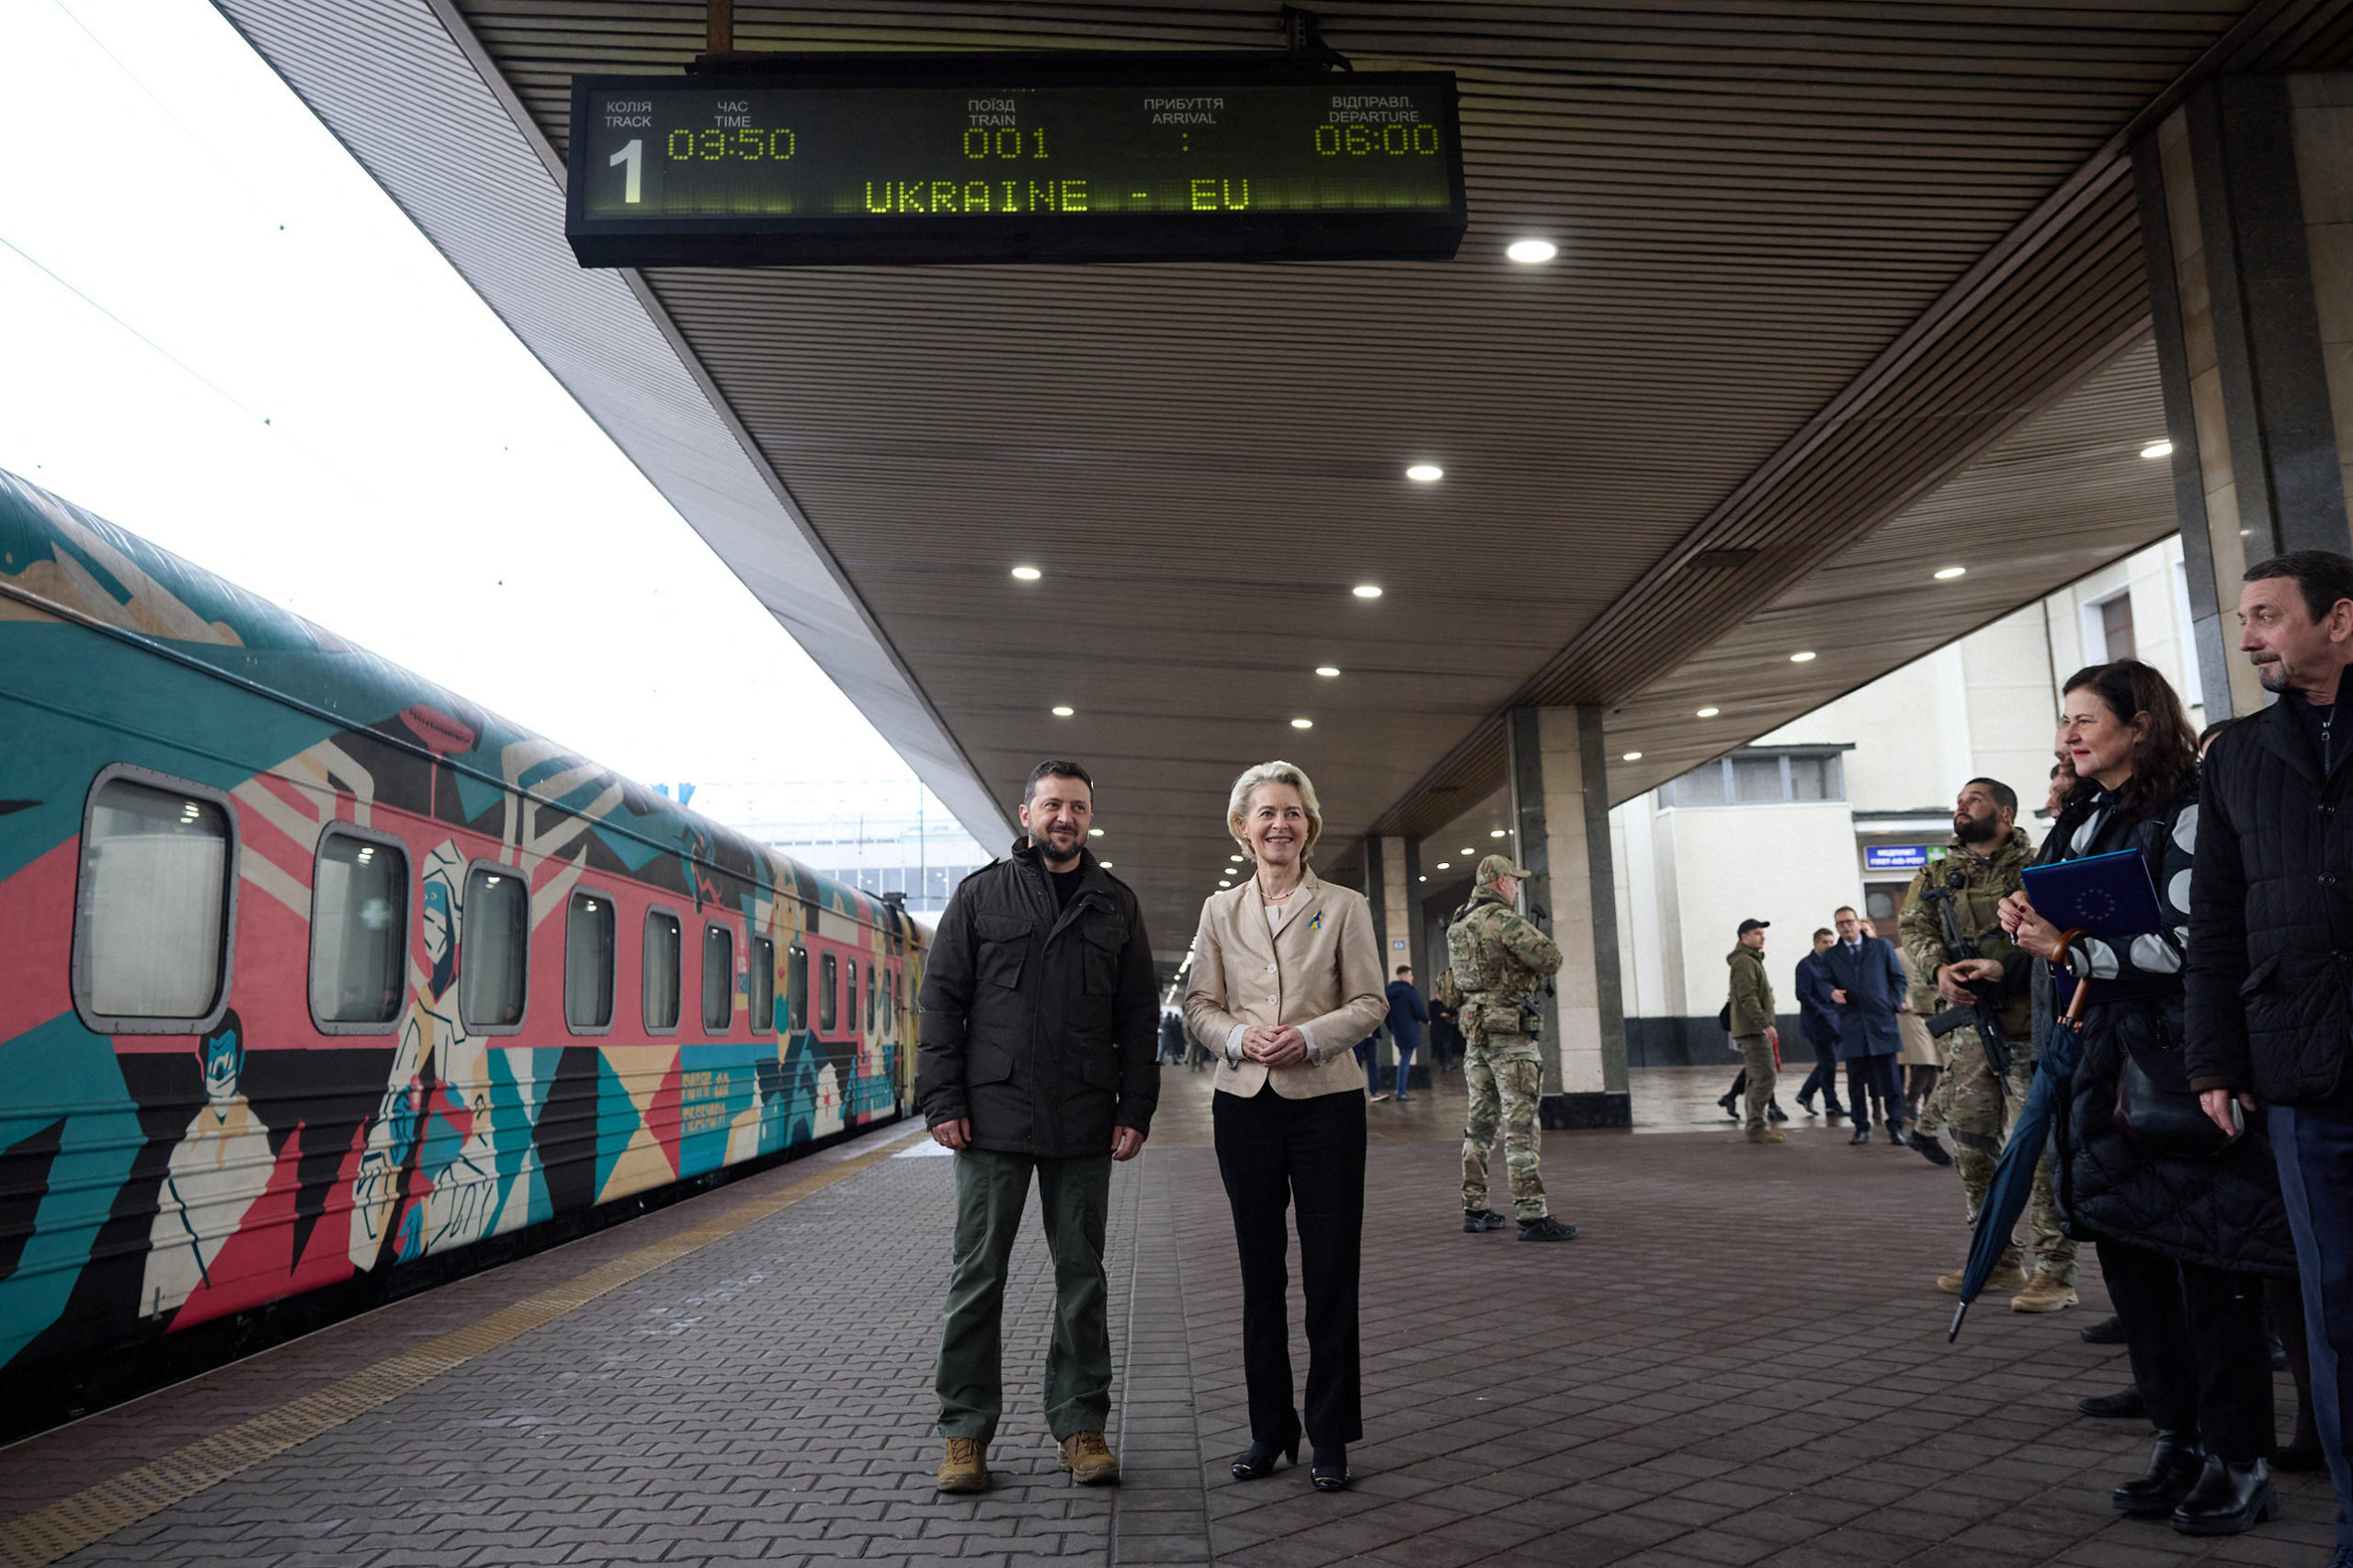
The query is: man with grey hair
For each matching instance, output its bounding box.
[917,760,1160,1493]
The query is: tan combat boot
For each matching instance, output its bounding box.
[1938,1258,2028,1295]
[1059,1430,1120,1484]
[2010,1268,2080,1313]
[1745,1128,1786,1143]
[937,1437,990,1493]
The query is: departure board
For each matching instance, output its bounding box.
[563,57,1465,267]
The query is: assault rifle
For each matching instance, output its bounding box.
[1919,874,2015,1110]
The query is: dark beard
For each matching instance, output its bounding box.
[1955,816,2002,846]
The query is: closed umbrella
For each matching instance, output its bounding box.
[1947,970,2089,1342]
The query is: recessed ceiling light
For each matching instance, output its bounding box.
[1352,584,1382,598]
[2142,440,2174,460]
[1934,565,1967,581]
[1461,847,1475,855]
[1506,239,1558,264]
[1418,875,1427,882]
[1315,665,1341,677]
[1011,565,1041,581]
[1051,705,1074,716]
[1490,829,1506,838]
[1088,828,1104,837]
[1436,861,1450,869]
[1696,706,1721,718]
[1229,854,1244,862]
[1290,718,1313,729]
[1790,651,1816,663]
[1099,860,1112,868]
[1622,751,1643,761]
[1406,463,1443,483]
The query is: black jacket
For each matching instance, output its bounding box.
[915,840,1160,1157]
[2187,694,2353,1105]
[2041,779,2294,1278]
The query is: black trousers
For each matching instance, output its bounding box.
[1798,1038,1845,1109]
[1212,1084,1366,1449]
[2097,1236,2273,1460]
[1844,1054,1904,1131]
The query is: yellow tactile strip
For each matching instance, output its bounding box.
[0,1126,927,1568]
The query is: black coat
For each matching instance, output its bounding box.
[2040,780,2294,1278]
[2187,694,2353,1105]
[1793,950,1842,1047]
[1823,937,1904,1060]
[915,841,1160,1158]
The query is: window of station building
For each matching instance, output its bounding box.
[565,891,616,1032]
[460,865,529,1030]
[74,771,236,1029]
[1659,749,1846,809]
[702,923,734,1034]
[643,909,682,1032]
[751,937,776,1033]
[311,828,408,1030]
[787,941,809,1031]
[820,952,838,1032]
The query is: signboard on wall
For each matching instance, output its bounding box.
[1863,845,1942,871]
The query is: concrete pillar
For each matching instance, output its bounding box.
[2135,71,2353,717]
[1361,834,1430,1088]
[1506,705,1630,1129]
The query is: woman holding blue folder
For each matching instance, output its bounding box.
[1999,660,2295,1540]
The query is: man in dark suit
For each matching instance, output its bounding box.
[1824,904,1908,1146]
[1791,927,1847,1117]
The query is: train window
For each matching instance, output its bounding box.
[460,865,528,1030]
[866,963,877,1034]
[310,828,408,1030]
[702,924,734,1033]
[565,891,616,1032]
[846,959,859,1034]
[643,909,681,1032]
[787,941,808,1030]
[74,769,236,1031]
[820,952,837,1032]
[751,937,776,1033]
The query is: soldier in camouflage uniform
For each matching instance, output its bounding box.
[1449,855,1576,1243]
[1897,777,2079,1313]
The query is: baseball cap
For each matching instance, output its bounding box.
[1737,918,1770,935]
[1476,854,1533,885]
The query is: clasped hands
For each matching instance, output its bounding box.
[1995,891,2066,962]
[1239,1023,1310,1068]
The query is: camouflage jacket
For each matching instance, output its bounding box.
[1897,824,2034,1038]
[1448,888,1563,1043]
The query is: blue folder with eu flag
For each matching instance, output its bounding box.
[2019,848,2166,944]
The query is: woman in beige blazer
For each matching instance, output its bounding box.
[1184,760,1387,1493]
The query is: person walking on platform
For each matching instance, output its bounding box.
[917,760,1160,1494]
[1724,919,1782,1144]
[1185,761,1387,1494]
[1385,965,1427,1102]
[1824,906,1909,1146]
[1448,856,1575,1242]
[1897,777,2076,1312]
[1792,928,1847,1117]
[2189,552,2353,1563]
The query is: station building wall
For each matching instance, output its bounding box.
[1611,534,2202,1066]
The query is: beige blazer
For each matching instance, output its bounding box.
[1183,869,1389,1099]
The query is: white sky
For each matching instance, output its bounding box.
[0,0,930,812]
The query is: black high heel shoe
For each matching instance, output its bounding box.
[1310,1445,1349,1492]
[1230,1418,1301,1481]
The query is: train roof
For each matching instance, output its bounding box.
[0,466,910,937]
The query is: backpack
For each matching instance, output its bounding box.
[1717,1001,1733,1033]
[1445,907,1495,994]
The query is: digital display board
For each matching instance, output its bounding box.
[564,56,1465,267]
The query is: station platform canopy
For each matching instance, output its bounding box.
[214,0,2353,960]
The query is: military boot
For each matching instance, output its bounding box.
[1518,1216,1578,1243]
[1058,1430,1120,1485]
[1745,1127,1785,1144]
[1937,1258,2027,1295]
[937,1437,990,1493]
[1462,1209,1510,1233]
[2010,1269,2079,1313]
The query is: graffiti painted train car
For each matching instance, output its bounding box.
[0,468,918,1392]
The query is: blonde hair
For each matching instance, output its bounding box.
[1226,760,1324,858]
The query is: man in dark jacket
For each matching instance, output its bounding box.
[1824,905,1909,1146]
[917,760,1159,1494]
[2188,551,2353,1563]
[1791,927,1847,1116]
[1385,965,1429,1101]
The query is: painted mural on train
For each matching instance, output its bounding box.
[0,468,921,1375]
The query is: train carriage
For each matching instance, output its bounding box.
[0,467,921,1390]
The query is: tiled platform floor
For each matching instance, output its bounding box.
[2,1067,2335,1568]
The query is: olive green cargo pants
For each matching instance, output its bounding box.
[936,1147,1113,1444]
